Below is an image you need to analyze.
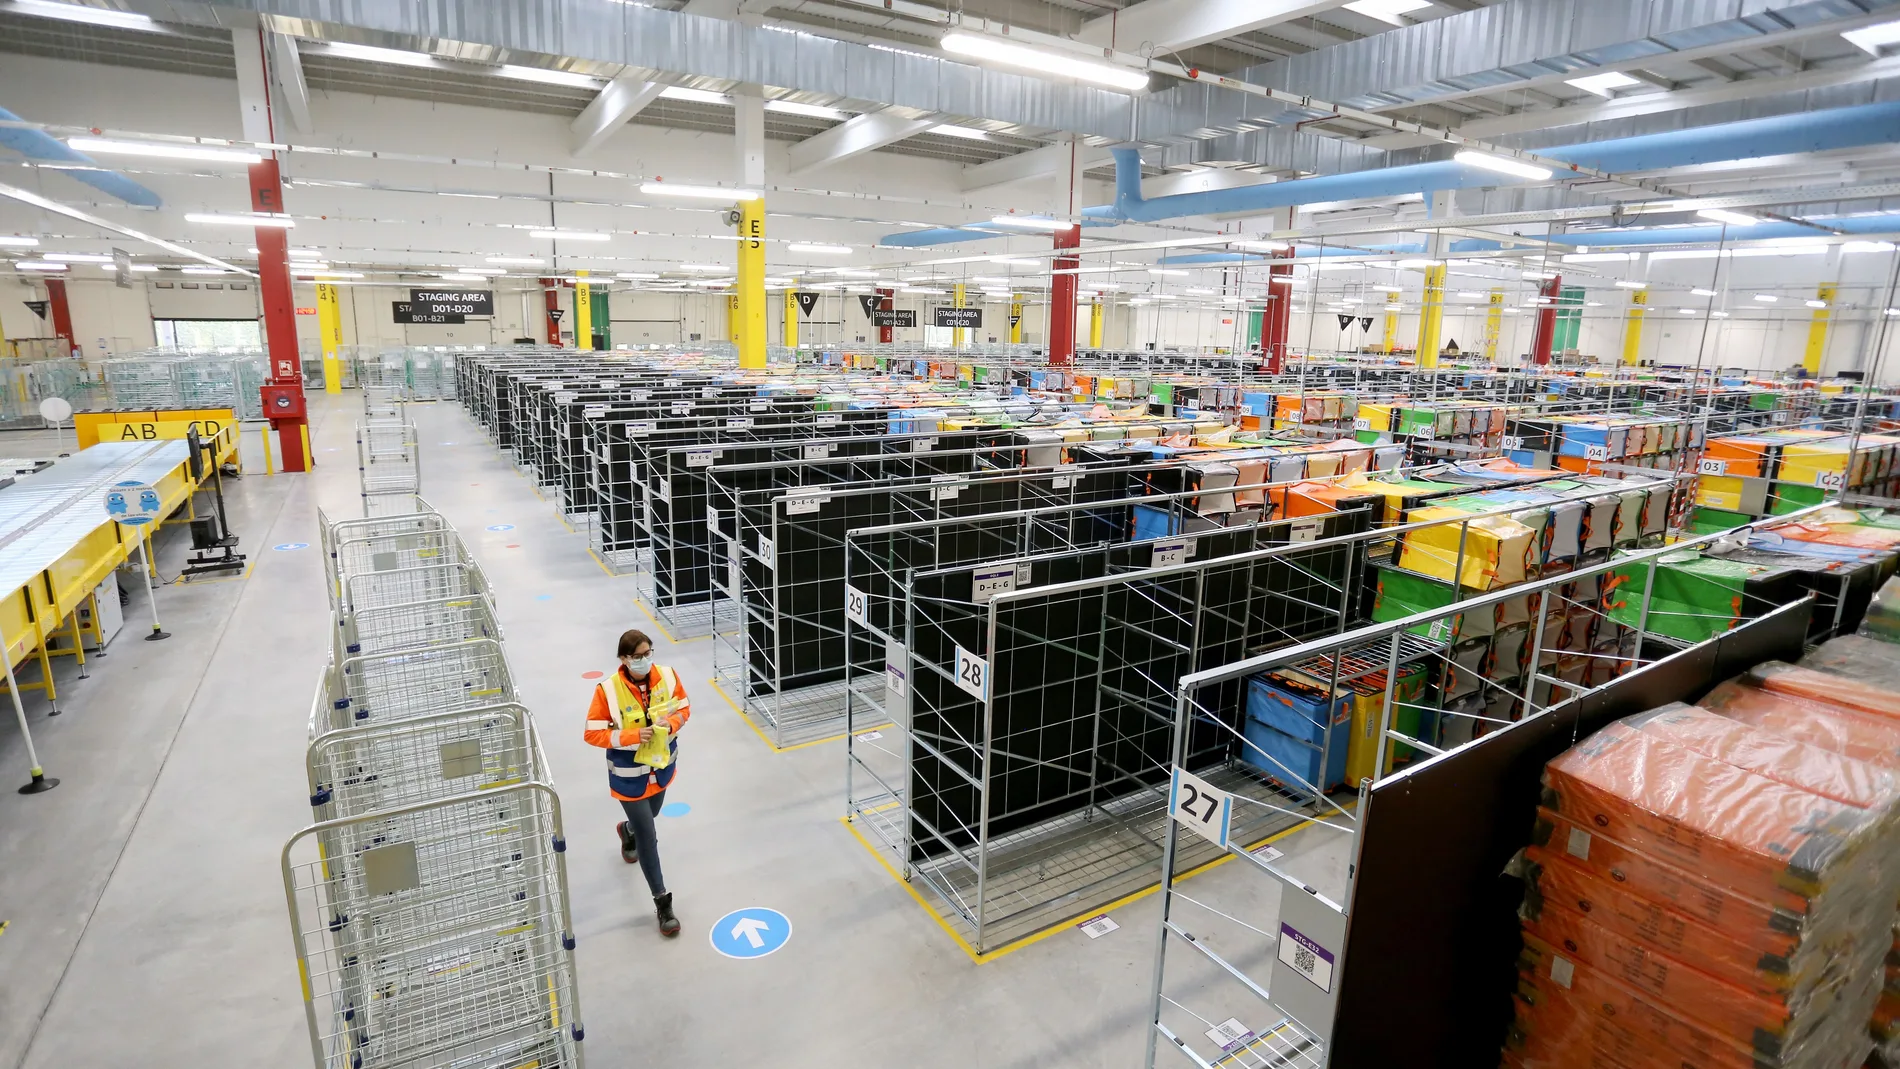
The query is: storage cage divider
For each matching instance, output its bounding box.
[849,468,1689,954]
[1136,499,1843,1069]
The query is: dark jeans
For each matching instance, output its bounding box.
[619,791,667,897]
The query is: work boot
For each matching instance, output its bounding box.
[654,892,680,938]
[617,821,638,864]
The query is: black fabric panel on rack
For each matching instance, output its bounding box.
[1326,599,1812,1069]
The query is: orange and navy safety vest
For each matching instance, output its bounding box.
[584,664,690,801]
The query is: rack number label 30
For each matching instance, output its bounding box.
[953,646,988,700]
[1169,766,1232,849]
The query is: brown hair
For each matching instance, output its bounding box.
[617,629,653,658]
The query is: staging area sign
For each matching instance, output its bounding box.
[393,302,465,325]
[408,289,494,316]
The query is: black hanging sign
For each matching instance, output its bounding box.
[872,310,917,327]
[548,308,565,322]
[933,308,982,328]
[408,288,494,316]
[1009,313,1022,327]
[24,300,48,319]
[1359,317,1374,332]
[794,291,820,317]
[858,294,881,319]
[393,301,465,325]
[1337,314,1354,331]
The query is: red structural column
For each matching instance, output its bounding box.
[877,287,894,344]
[44,278,75,356]
[541,280,565,345]
[1048,224,1081,366]
[1262,255,1294,373]
[250,157,308,472]
[1531,275,1562,366]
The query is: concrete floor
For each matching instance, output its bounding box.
[0,392,1349,1068]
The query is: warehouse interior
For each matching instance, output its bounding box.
[8,0,1900,1067]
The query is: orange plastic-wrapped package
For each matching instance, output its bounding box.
[1627,704,1900,812]
[1700,681,1900,771]
[1745,661,1900,723]
[1507,931,1782,1069]
[1540,721,1879,903]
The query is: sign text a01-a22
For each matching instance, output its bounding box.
[407,288,494,316]
[393,301,466,325]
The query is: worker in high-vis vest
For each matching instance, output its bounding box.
[583,628,689,937]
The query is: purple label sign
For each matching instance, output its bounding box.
[1279,922,1336,993]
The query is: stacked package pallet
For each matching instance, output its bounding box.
[1504,578,1900,1069]
[1695,429,1900,532]
[280,405,584,1069]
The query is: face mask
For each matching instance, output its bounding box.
[624,655,652,677]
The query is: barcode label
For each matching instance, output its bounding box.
[1566,826,1591,861]
[1549,955,1575,989]
[1278,922,1336,993]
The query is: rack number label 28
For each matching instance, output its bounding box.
[953,646,988,700]
[1169,766,1232,849]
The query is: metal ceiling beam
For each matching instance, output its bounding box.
[960,141,1111,191]
[1074,0,1344,53]
[787,107,935,174]
[570,75,666,157]
[267,29,313,134]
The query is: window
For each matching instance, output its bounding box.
[154,318,262,348]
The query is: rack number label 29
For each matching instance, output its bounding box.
[843,584,867,625]
[1169,766,1232,849]
[953,646,988,700]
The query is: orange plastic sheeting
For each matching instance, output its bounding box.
[1630,704,1900,812]
[1748,661,1900,723]
[1702,681,1900,770]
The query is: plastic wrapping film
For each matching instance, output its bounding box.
[1747,661,1900,723]
[1629,703,1900,813]
[1701,682,1900,771]
[1801,634,1900,691]
[1862,576,1900,642]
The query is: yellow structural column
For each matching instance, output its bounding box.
[1803,283,1836,375]
[1621,289,1647,366]
[1010,297,1024,344]
[736,196,767,368]
[1089,298,1104,348]
[1483,289,1504,362]
[574,270,593,351]
[316,282,344,393]
[1382,291,1401,353]
[783,282,799,348]
[1415,264,1447,368]
[952,282,967,348]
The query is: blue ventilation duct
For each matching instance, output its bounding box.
[878,217,1117,248]
[0,107,162,208]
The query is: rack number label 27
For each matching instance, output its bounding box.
[1169,766,1232,849]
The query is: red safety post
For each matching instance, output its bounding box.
[1531,274,1562,366]
[251,156,308,472]
[877,287,894,344]
[541,279,565,345]
[44,278,75,356]
[1048,224,1081,366]
[1263,254,1294,374]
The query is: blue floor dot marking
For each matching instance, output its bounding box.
[486,524,515,532]
[272,542,309,551]
[660,802,690,817]
[709,907,791,959]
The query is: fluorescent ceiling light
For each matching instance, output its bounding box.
[15,262,67,271]
[1753,294,1777,302]
[1339,298,1362,305]
[969,275,1010,284]
[1561,252,1639,263]
[764,276,795,285]
[939,33,1150,92]
[1844,18,1900,54]
[13,0,158,31]
[681,263,730,272]
[1341,0,1432,24]
[989,215,1075,231]
[438,272,486,282]
[618,272,660,279]
[99,263,158,273]
[486,256,544,265]
[1269,277,1294,286]
[68,138,262,164]
[688,278,732,287]
[1886,308,1900,317]
[899,287,944,294]
[1456,291,1485,298]
[249,247,323,258]
[41,252,113,263]
[1147,268,1188,276]
[181,267,228,275]
[1711,311,1729,317]
[765,100,847,120]
[639,181,761,201]
[1384,304,1403,311]
[988,257,1039,266]
[1695,207,1758,226]
[1186,287,1215,295]
[1523,270,1556,279]
[659,86,732,105]
[1844,241,1897,253]
[297,270,364,278]
[1806,299,1828,309]
[494,64,600,89]
[529,229,610,241]
[1586,301,1603,307]
[1564,71,1641,97]
[186,212,295,227]
[1394,258,1441,268]
[1677,308,1697,314]
[1691,288,1717,297]
[459,268,507,276]
[1454,150,1552,181]
[787,243,852,255]
[1233,240,1288,251]
[1612,280,1646,289]
[0,236,39,247]
[320,42,438,68]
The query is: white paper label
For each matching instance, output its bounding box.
[632,389,651,402]
[750,400,768,412]
[1353,417,1371,431]
[971,565,1016,603]
[663,378,681,387]
[885,639,908,702]
[1015,563,1033,585]
[1288,518,1322,544]
[627,420,654,436]
[1549,955,1575,990]
[685,449,717,468]
[727,544,741,594]
[1170,766,1232,848]
[554,390,577,403]
[1205,1019,1255,1053]
[1502,435,1524,451]
[671,401,693,416]
[701,386,718,398]
[804,444,833,460]
[1416,424,1436,440]
[1077,915,1119,939]
[727,417,754,430]
[856,730,883,742]
[1819,471,1846,490]
[1697,458,1727,476]
[844,584,868,625]
[1052,474,1075,490]
[757,535,774,564]
[1772,411,1789,424]
[931,474,961,501]
[1252,844,1285,863]
[1278,922,1337,993]
[953,645,988,700]
[1152,538,1193,568]
[911,437,937,453]
[1585,444,1610,461]
[1565,826,1591,861]
[1286,410,1303,424]
[583,405,606,420]
[815,413,841,427]
[785,489,828,515]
